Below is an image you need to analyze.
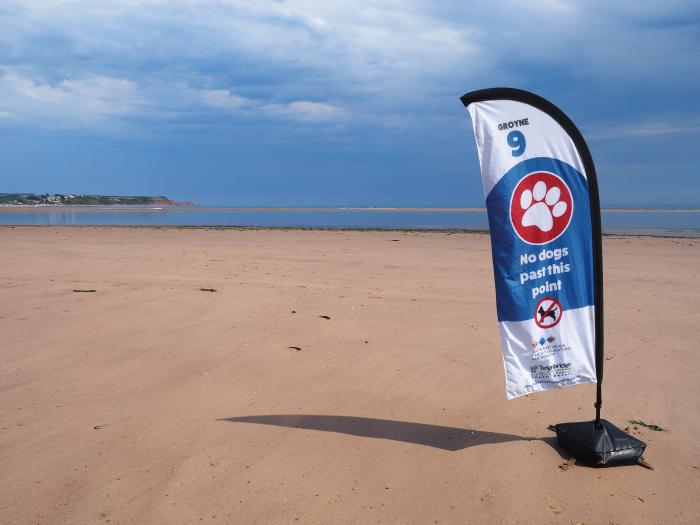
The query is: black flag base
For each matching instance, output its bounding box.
[549,420,650,468]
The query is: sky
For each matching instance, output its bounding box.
[1,0,699,207]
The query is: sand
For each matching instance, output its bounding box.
[1,226,698,524]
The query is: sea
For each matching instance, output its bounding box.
[1,207,699,237]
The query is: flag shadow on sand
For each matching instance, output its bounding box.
[218,415,532,452]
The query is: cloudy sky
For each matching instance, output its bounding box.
[1,0,698,206]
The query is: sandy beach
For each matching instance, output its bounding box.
[1,226,698,524]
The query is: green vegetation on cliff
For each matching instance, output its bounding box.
[0,193,174,205]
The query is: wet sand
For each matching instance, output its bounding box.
[1,227,698,524]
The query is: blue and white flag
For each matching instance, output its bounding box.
[461,88,602,399]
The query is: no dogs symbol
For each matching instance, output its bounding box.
[534,297,562,328]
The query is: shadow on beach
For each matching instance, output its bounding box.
[218,414,536,452]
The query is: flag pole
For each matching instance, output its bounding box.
[572,118,605,429]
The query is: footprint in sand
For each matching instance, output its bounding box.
[546,497,564,516]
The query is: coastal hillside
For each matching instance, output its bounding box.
[0,193,187,206]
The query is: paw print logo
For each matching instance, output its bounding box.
[510,172,573,244]
[520,181,567,232]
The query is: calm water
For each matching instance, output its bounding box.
[1,207,699,236]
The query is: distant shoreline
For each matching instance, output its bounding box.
[0,205,698,213]
[1,224,698,239]
[1,206,697,238]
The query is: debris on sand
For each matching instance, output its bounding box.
[558,457,576,471]
[629,420,666,432]
[318,315,331,320]
[73,289,97,293]
[288,346,302,351]
[200,288,217,292]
